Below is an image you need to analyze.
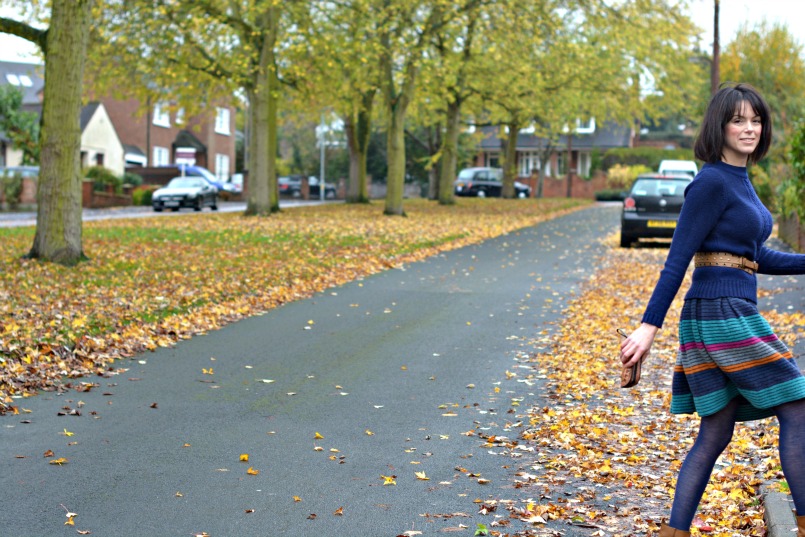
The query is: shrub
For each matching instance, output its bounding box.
[601,147,695,171]
[1,172,23,210]
[606,163,652,190]
[132,184,160,206]
[123,172,143,187]
[784,121,805,222]
[86,166,122,193]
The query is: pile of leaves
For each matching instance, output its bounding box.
[0,198,586,412]
[477,234,803,536]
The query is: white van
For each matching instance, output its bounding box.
[658,159,698,178]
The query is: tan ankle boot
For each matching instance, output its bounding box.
[797,514,805,537]
[658,523,690,537]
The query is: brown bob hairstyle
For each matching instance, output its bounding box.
[693,82,772,165]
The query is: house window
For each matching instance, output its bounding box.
[575,118,596,134]
[152,146,169,166]
[519,152,541,176]
[153,103,170,128]
[95,153,105,167]
[578,152,591,177]
[486,153,500,168]
[175,108,185,125]
[556,153,565,176]
[215,107,230,135]
[215,154,230,181]
[5,74,20,85]
[18,75,32,87]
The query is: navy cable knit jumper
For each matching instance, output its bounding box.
[642,161,805,328]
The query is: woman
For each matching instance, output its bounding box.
[620,83,805,537]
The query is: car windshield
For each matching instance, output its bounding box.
[167,177,205,189]
[631,178,690,197]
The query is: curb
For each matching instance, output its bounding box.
[762,482,796,537]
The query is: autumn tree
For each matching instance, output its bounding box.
[291,0,383,204]
[90,1,313,216]
[0,0,93,265]
[0,85,39,164]
[721,21,805,151]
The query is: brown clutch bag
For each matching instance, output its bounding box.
[618,328,643,388]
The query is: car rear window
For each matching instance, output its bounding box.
[631,179,690,197]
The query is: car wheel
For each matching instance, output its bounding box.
[517,191,527,199]
[326,189,336,200]
[620,233,634,248]
[153,207,163,212]
[211,196,218,210]
[171,207,180,212]
[477,190,487,198]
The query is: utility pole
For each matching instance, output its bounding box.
[711,0,720,95]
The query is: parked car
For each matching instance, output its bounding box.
[278,175,303,197]
[620,173,693,247]
[0,165,39,178]
[453,167,531,198]
[226,173,244,194]
[278,175,336,199]
[152,176,219,212]
[157,164,231,194]
[658,159,698,178]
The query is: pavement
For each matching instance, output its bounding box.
[0,199,331,227]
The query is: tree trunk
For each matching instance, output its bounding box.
[27,0,92,266]
[711,0,720,95]
[501,121,519,199]
[245,8,279,216]
[384,103,406,215]
[438,100,460,205]
[344,94,372,204]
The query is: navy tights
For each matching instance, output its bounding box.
[668,397,805,530]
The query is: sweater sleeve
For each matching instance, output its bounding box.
[757,246,805,275]
[641,174,729,328]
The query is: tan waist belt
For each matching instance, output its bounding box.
[694,252,758,275]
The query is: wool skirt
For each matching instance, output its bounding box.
[671,297,805,422]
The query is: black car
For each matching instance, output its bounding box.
[620,173,693,247]
[453,167,531,198]
[278,175,336,199]
[152,177,219,212]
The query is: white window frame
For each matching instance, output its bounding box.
[578,152,592,177]
[153,103,170,128]
[518,151,541,176]
[215,153,230,182]
[152,146,169,166]
[214,107,231,135]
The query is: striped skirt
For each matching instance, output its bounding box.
[671,297,805,422]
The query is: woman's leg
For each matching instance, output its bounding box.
[775,398,805,515]
[668,397,741,530]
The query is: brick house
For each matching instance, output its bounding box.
[101,97,236,182]
[475,120,633,179]
[0,60,125,175]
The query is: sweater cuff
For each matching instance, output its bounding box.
[641,312,665,329]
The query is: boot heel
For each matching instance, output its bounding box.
[658,523,690,537]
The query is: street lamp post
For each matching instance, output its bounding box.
[319,113,326,201]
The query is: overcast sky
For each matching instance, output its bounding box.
[0,1,802,64]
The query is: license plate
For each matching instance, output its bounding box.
[647,220,676,228]
[164,201,179,207]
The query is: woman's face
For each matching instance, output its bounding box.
[722,100,761,166]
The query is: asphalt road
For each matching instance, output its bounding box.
[0,199,328,228]
[0,204,802,537]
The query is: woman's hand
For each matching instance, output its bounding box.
[620,323,659,367]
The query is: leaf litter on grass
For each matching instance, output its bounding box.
[0,199,586,412]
